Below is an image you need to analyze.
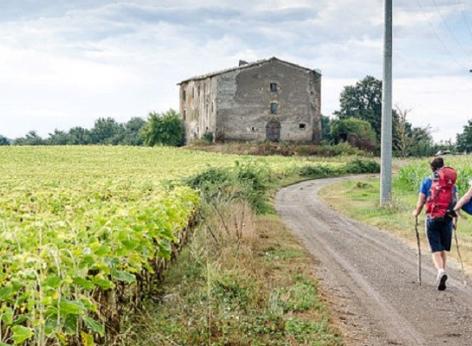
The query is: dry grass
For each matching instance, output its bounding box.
[188,141,365,158]
[120,198,343,345]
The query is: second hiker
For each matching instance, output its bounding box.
[412,157,457,291]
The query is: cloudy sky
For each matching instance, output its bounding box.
[0,0,471,141]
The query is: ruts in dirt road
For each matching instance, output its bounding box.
[276,177,472,346]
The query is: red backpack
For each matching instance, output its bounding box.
[426,167,457,220]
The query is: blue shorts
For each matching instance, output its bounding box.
[426,217,453,253]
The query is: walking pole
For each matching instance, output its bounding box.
[453,219,467,287]
[415,216,422,286]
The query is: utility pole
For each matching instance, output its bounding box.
[380,0,393,206]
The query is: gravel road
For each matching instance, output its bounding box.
[276,177,472,346]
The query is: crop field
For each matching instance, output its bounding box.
[395,156,472,194]
[0,146,347,345]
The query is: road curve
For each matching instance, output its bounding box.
[276,177,472,346]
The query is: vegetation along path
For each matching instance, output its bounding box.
[276,176,472,346]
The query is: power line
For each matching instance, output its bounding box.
[415,0,469,69]
[430,0,470,56]
[457,0,472,43]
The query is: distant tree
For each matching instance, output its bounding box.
[89,117,125,145]
[433,139,456,155]
[47,129,69,145]
[67,127,91,145]
[0,135,9,145]
[408,126,435,157]
[457,119,472,153]
[330,117,377,152]
[14,131,45,145]
[142,109,185,147]
[321,115,332,143]
[121,117,146,145]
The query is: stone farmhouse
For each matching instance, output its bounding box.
[178,57,321,143]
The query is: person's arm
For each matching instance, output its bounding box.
[412,193,427,217]
[454,186,472,212]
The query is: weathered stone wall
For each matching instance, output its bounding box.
[179,77,217,142]
[215,59,321,143]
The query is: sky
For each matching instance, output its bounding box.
[0,0,471,142]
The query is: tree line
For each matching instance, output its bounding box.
[0,110,185,147]
[1,75,470,156]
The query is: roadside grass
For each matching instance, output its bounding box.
[319,177,472,274]
[119,158,380,345]
[122,203,343,345]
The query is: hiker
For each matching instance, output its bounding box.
[454,182,472,215]
[412,157,457,291]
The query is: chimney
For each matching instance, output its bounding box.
[239,60,248,66]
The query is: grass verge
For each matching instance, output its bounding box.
[319,177,472,273]
[121,203,343,345]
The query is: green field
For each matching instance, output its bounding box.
[320,156,472,274]
[0,146,351,345]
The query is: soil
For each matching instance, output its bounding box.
[276,177,472,346]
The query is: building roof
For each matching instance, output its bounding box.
[178,57,321,84]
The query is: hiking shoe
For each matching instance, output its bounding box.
[437,272,448,291]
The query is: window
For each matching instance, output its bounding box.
[251,127,256,132]
[299,123,306,129]
[183,110,187,121]
[270,102,278,114]
[182,90,186,101]
[270,82,278,92]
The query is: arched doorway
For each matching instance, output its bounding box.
[266,119,281,142]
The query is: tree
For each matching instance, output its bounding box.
[334,76,401,142]
[89,117,125,144]
[394,106,414,158]
[457,120,472,153]
[141,109,185,147]
[0,135,9,145]
[14,131,45,145]
[409,126,435,157]
[335,76,383,137]
[47,129,69,145]
[330,117,377,152]
[121,117,146,145]
[67,127,91,145]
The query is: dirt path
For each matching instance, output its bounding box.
[276,177,472,346]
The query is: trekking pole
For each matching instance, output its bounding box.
[453,219,467,287]
[415,216,422,286]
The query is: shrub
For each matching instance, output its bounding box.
[295,142,366,157]
[344,159,380,174]
[299,165,337,178]
[185,167,234,200]
[141,109,185,147]
[331,118,377,152]
[185,161,272,214]
[202,131,214,144]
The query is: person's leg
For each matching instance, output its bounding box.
[436,220,452,291]
[427,218,448,289]
[441,251,447,269]
[432,251,444,270]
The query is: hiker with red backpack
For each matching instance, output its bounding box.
[412,157,457,291]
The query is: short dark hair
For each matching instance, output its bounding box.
[430,157,444,171]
